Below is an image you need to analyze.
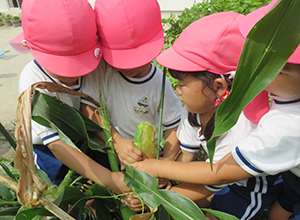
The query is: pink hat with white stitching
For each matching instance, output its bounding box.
[156,12,245,75]
[239,0,300,64]
[239,0,300,123]
[9,32,31,55]
[94,0,164,69]
[21,0,102,77]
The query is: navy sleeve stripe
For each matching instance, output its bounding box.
[235,147,263,173]
[180,143,199,150]
[163,118,181,128]
[205,185,223,190]
[42,132,59,142]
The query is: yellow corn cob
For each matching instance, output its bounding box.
[133,121,157,158]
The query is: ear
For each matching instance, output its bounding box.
[213,78,228,98]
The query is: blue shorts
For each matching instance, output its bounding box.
[211,174,283,220]
[34,144,111,185]
[278,171,300,220]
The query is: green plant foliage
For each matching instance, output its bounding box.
[31,91,106,152]
[124,165,209,220]
[11,16,20,21]
[207,0,300,164]
[163,0,271,47]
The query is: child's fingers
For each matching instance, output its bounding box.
[121,193,145,212]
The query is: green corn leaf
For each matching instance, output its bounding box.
[0,206,20,216]
[0,183,14,201]
[207,0,300,165]
[0,123,16,150]
[90,183,118,211]
[124,165,209,220]
[52,186,87,212]
[0,162,16,181]
[0,200,19,208]
[14,206,52,220]
[32,91,105,152]
[202,208,239,220]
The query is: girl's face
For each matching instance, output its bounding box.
[176,75,216,115]
[117,63,152,78]
[265,63,300,99]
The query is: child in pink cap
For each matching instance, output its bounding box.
[18,0,130,195]
[132,1,300,219]
[93,0,182,169]
[124,11,281,218]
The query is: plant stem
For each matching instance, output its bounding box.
[156,67,166,159]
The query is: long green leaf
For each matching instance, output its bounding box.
[0,200,19,207]
[0,123,16,150]
[32,91,105,152]
[123,165,208,220]
[202,208,239,220]
[0,183,13,201]
[14,206,52,220]
[0,206,20,216]
[0,162,16,181]
[207,0,300,164]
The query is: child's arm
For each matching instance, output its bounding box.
[47,139,129,194]
[162,126,180,160]
[171,182,213,202]
[132,152,252,185]
[175,150,196,162]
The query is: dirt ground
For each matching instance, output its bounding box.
[0,24,33,160]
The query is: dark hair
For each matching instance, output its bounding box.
[169,69,233,140]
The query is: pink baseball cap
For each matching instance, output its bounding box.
[21,0,102,77]
[94,0,164,69]
[9,32,31,55]
[156,12,245,74]
[239,0,298,123]
[239,0,300,64]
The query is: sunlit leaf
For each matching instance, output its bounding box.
[32,91,106,152]
[124,165,208,220]
[202,208,239,220]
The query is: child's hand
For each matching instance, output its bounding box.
[121,193,146,212]
[132,158,160,178]
[158,178,172,189]
[115,137,143,166]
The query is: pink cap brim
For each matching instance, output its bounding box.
[157,45,205,72]
[9,33,31,54]
[31,41,102,77]
[102,29,164,69]
[243,90,270,124]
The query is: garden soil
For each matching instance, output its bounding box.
[0,25,33,159]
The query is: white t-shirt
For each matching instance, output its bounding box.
[20,59,182,146]
[177,106,257,191]
[97,60,182,140]
[19,60,101,145]
[178,106,256,164]
[232,94,300,178]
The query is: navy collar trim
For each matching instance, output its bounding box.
[34,60,82,91]
[118,66,156,84]
[274,97,300,105]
